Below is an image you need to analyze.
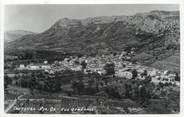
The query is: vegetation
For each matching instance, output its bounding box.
[104,62,115,76]
[4,68,179,113]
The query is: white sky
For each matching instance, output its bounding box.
[4,4,179,33]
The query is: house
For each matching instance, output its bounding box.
[27,65,40,70]
[26,64,51,70]
[84,69,91,74]
[116,69,132,79]
[70,65,82,71]
[18,64,26,70]
[59,61,62,64]
[41,64,51,69]
[157,74,175,84]
[97,70,105,75]
[167,74,176,83]
[137,74,146,80]
[46,70,54,74]
[148,70,157,77]
[151,76,161,84]
[5,55,18,60]
[44,60,48,64]
[119,51,127,59]
[137,69,145,74]
[6,73,16,78]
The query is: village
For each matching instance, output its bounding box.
[9,49,179,86]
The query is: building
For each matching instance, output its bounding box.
[27,64,41,70]
[148,70,157,77]
[44,60,48,64]
[41,64,51,69]
[70,65,82,71]
[19,64,26,70]
[6,73,16,78]
[18,63,51,70]
[116,69,132,79]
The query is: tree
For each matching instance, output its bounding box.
[105,86,121,99]
[4,74,12,90]
[76,80,84,94]
[88,79,95,88]
[132,69,138,79]
[29,78,35,95]
[72,80,84,95]
[43,77,61,92]
[104,62,115,76]
[143,70,148,76]
[139,85,147,105]
[140,70,147,78]
[72,81,79,94]
[174,72,180,81]
[143,75,152,84]
[125,83,132,98]
[81,60,87,71]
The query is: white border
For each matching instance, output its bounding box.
[0,0,183,117]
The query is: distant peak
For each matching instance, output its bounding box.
[57,17,70,22]
[150,10,179,15]
[5,30,35,35]
[52,18,81,29]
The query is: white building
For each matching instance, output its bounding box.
[23,64,52,70]
[116,70,132,79]
[27,65,40,70]
[70,65,82,71]
[148,70,157,77]
[19,64,25,70]
[41,65,51,69]
[44,60,48,64]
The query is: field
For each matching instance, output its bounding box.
[6,90,144,114]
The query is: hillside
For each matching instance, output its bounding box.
[150,52,180,72]
[4,30,35,44]
[5,10,180,69]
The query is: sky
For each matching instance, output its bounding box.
[4,4,179,33]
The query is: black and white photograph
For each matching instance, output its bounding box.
[3,4,180,114]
